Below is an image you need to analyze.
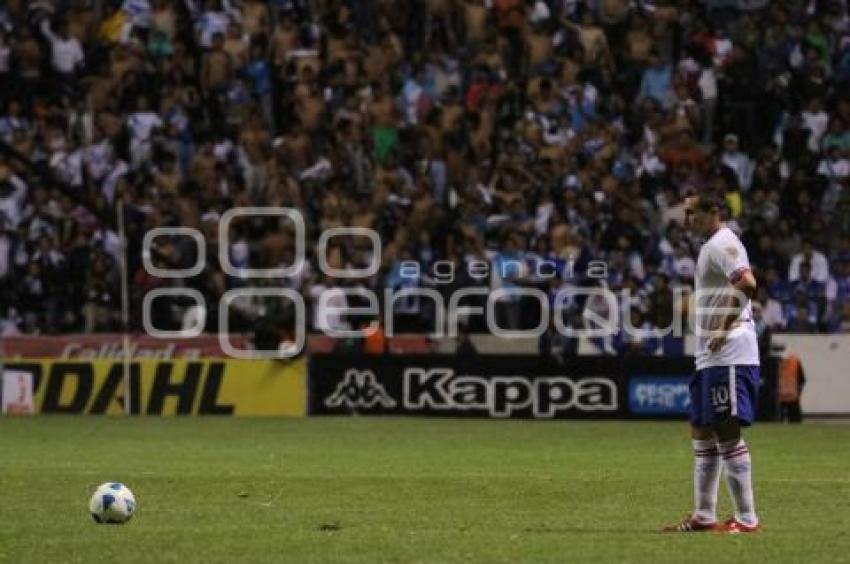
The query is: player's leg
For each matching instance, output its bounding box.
[691,425,722,525]
[662,369,722,532]
[715,365,760,533]
[662,427,723,532]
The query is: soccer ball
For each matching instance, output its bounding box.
[89,482,136,524]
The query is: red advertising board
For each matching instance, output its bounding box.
[0,334,247,359]
[0,334,433,359]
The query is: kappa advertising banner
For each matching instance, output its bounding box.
[308,355,700,419]
[0,358,306,416]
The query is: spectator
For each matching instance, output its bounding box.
[244,41,274,130]
[309,276,350,335]
[363,320,387,355]
[787,262,825,331]
[777,350,806,423]
[615,307,660,356]
[637,51,674,109]
[39,15,84,77]
[789,239,829,283]
[802,97,829,153]
[456,325,478,357]
[0,163,27,229]
[0,29,11,94]
[539,313,577,363]
[755,286,786,331]
[828,259,850,331]
[647,272,676,332]
[491,233,527,331]
[0,0,848,341]
[720,133,753,191]
[127,95,163,170]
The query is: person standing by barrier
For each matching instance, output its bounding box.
[778,352,805,423]
[363,321,387,355]
[455,325,478,358]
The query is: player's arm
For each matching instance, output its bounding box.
[708,266,757,352]
[708,246,756,352]
[730,268,757,297]
[722,267,757,326]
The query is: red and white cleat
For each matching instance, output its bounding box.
[717,518,761,534]
[661,515,721,533]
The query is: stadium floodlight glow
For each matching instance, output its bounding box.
[316,227,382,278]
[142,227,206,278]
[485,288,550,338]
[142,287,206,338]
[218,287,305,359]
[218,207,305,279]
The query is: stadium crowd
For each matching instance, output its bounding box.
[0,0,850,347]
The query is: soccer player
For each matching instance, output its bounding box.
[663,194,761,534]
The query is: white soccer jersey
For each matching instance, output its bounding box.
[694,226,760,370]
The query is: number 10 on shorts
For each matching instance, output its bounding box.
[710,385,729,408]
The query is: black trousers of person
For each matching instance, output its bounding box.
[779,401,803,423]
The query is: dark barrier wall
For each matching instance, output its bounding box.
[308,355,778,421]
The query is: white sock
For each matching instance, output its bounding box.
[719,439,758,526]
[692,439,721,523]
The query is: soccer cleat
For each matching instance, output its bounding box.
[717,518,761,534]
[661,515,720,533]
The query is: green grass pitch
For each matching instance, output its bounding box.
[1,417,849,564]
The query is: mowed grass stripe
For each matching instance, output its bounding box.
[1,418,849,564]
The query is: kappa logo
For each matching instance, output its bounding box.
[402,368,618,418]
[325,369,397,409]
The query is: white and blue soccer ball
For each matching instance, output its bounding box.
[89,482,136,524]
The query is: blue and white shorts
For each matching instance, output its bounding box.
[689,365,760,427]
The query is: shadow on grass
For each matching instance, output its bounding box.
[521,526,661,535]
